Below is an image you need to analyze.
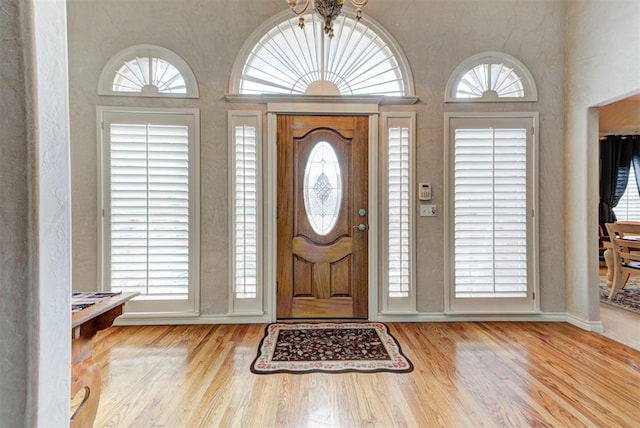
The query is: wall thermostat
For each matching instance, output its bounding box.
[419,183,432,201]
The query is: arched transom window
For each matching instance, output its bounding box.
[445,52,537,102]
[99,45,199,98]
[231,11,413,96]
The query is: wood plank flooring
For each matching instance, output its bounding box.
[93,322,640,427]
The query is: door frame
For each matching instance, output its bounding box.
[264,102,380,322]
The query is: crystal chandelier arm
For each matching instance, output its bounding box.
[288,0,311,16]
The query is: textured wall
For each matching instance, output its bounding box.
[0,0,72,426]
[68,0,566,315]
[370,0,566,312]
[0,0,29,425]
[565,0,640,322]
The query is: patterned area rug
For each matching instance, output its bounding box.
[599,277,640,314]
[250,322,414,374]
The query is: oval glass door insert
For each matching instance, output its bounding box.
[303,141,342,235]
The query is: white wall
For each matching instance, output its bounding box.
[565,0,640,324]
[67,0,566,317]
[0,0,71,426]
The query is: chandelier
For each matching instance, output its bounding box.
[287,0,369,38]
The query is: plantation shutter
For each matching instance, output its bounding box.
[613,163,640,221]
[109,122,189,299]
[382,113,416,314]
[234,124,258,299]
[449,116,535,309]
[388,125,410,298]
[228,111,262,315]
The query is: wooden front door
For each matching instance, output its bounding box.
[277,115,368,319]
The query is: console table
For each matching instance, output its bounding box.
[70,292,137,428]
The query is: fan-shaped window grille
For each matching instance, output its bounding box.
[445,52,537,102]
[231,11,413,96]
[99,45,199,98]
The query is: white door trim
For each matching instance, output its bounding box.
[265,108,379,321]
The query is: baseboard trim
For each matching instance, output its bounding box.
[114,311,602,332]
[565,313,605,332]
[115,313,272,326]
[114,312,576,332]
[377,312,568,323]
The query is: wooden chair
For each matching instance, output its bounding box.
[604,222,640,300]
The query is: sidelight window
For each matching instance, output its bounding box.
[229,111,263,314]
[382,113,416,313]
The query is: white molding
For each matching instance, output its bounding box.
[531,112,540,312]
[566,313,605,332]
[443,114,452,312]
[225,94,419,106]
[368,114,380,321]
[114,313,271,326]
[98,44,199,98]
[115,311,590,329]
[266,113,278,322]
[378,312,569,323]
[192,111,202,315]
[267,102,380,114]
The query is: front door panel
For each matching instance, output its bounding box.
[277,115,368,319]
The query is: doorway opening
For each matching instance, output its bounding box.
[596,93,640,349]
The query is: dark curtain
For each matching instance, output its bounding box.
[630,135,640,192]
[599,135,633,232]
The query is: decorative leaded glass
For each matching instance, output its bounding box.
[303,141,342,235]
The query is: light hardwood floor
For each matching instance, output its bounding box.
[93,322,640,427]
[598,268,640,350]
[600,303,640,350]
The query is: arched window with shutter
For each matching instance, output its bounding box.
[445,51,537,102]
[98,44,199,98]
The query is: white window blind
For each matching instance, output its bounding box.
[234,125,258,299]
[109,122,190,299]
[382,113,415,314]
[388,126,410,298]
[613,163,640,221]
[453,127,528,298]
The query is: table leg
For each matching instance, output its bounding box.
[70,325,101,428]
[604,247,613,287]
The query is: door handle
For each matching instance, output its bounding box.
[353,223,368,231]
